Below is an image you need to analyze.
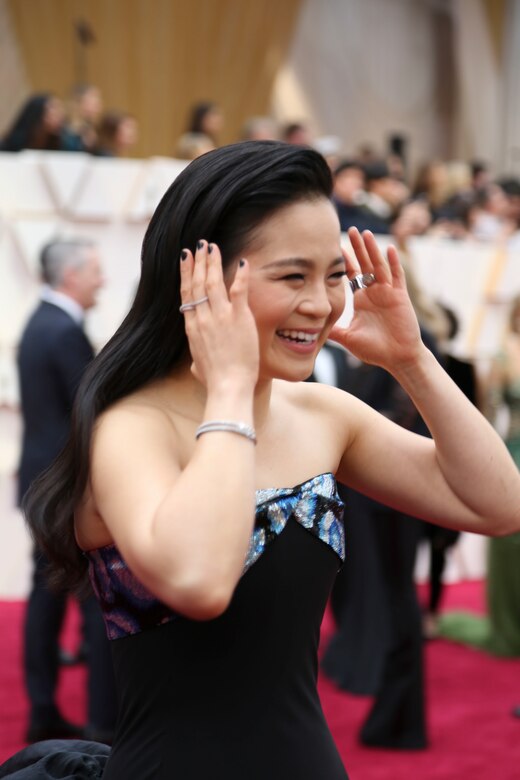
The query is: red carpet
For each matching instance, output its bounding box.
[1,581,519,778]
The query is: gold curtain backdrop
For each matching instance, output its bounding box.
[482,0,506,62]
[7,0,302,157]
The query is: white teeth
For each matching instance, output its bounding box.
[277,330,318,343]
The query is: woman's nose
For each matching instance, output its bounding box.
[297,284,333,318]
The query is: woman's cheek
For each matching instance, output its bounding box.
[330,287,346,322]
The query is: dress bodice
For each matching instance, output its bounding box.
[87,472,345,640]
[86,473,348,780]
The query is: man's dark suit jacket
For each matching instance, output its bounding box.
[17,300,94,503]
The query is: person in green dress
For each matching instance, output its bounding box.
[439,295,520,656]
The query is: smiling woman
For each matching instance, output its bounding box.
[13,141,520,780]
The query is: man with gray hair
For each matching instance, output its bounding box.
[17,238,115,744]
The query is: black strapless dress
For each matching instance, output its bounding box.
[87,473,348,779]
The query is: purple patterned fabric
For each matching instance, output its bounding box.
[87,472,345,640]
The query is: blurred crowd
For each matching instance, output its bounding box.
[332,156,520,248]
[2,88,520,251]
[0,87,137,158]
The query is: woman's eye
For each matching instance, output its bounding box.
[280,273,305,281]
[329,271,347,281]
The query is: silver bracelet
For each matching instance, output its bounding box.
[195,420,257,445]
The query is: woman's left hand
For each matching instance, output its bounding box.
[328,227,424,372]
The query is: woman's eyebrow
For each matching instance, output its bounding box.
[262,256,344,270]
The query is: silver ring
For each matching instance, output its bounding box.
[179,296,210,313]
[350,273,376,292]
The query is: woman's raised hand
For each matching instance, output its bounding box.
[179,241,259,391]
[328,228,423,372]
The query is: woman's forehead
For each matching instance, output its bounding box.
[250,199,340,249]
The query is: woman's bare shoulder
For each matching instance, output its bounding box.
[274,378,361,415]
[92,384,180,454]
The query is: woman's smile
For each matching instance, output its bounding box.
[275,328,322,353]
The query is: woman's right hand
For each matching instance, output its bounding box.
[179,240,259,392]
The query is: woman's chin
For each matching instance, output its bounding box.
[260,359,317,384]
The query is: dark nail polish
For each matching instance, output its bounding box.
[197,240,204,250]
[181,250,187,261]
[208,244,213,254]
[239,258,245,267]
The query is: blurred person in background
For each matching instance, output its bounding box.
[411,160,450,220]
[94,111,139,157]
[499,177,520,247]
[470,160,492,192]
[429,194,475,241]
[444,160,473,201]
[361,160,409,234]
[17,238,116,744]
[175,131,215,160]
[319,259,450,750]
[357,142,379,167]
[0,93,65,152]
[332,159,410,236]
[386,152,407,182]
[391,198,433,249]
[281,121,314,147]
[468,182,515,242]
[424,160,474,240]
[186,100,224,147]
[390,206,474,638]
[331,159,372,233]
[61,83,103,153]
[439,296,520,656]
[241,115,280,141]
[419,305,477,639]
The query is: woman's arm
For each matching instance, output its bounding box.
[89,242,260,620]
[332,228,520,535]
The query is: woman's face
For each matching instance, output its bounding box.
[44,97,64,132]
[116,117,138,150]
[202,107,223,137]
[79,87,102,121]
[233,198,345,383]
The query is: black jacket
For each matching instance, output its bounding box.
[17,300,93,502]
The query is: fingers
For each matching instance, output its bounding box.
[387,244,406,289]
[341,245,360,277]
[205,242,229,312]
[179,240,253,332]
[179,247,195,311]
[191,240,209,303]
[347,227,394,285]
[180,240,229,317]
[347,227,375,275]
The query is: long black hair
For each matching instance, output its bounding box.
[24,140,333,593]
[0,93,62,152]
